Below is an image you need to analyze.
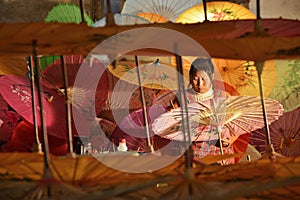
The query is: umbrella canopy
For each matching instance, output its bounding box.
[0,75,79,139]
[121,0,202,22]
[250,106,300,157]
[44,3,94,26]
[108,59,190,90]
[176,1,256,23]
[152,95,283,143]
[212,58,276,97]
[42,55,109,115]
[108,104,171,153]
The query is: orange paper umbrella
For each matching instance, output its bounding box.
[176,1,256,23]
[136,12,168,23]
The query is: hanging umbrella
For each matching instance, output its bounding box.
[212,58,276,97]
[121,0,202,22]
[268,59,300,112]
[0,75,80,140]
[94,13,150,27]
[152,95,283,143]
[250,106,300,157]
[41,55,109,115]
[176,1,256,23]
[136,12,168,23]
[45,3,94,26]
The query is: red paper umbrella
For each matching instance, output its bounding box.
[0,75,79,139]
[42,55,109,114]
[0,93,23,145]
[250,107,300,157]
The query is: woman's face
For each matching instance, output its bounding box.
[191,70,212,94]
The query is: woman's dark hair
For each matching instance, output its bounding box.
[189,58,214,84]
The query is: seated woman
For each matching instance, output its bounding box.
[165,57,239,164]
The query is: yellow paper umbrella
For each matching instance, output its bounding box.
[176,1,256,23]
[212,59,276,97]
[108,59,190,90]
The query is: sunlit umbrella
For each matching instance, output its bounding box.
[212,58,276,97]
[152,95,283,143]
[121,0,202,22]
[108,59,190,90]
[176,1,256,23]
[250,106,300,157]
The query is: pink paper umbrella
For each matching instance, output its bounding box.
[0,75,79,139]
[250,107,300,157]
[109,104,172,153]
[41,54,109,114]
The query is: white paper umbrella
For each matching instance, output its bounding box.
[121,0,202,22]
[152,96,283,143]
[94,13,150,27]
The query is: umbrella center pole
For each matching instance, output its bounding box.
[32,40,51,169]
[256,61,276,159]
[27,56,42,154]
[135,56,154,153]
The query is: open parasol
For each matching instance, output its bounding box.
[250,106,300,157]
[212,58,276,97]
[41,55,109,115]
[121,0,202,22]
[0,75,79,140]
[108,59,190,90]
[108,104,172,153]
[176,1,256,23]
[152,95,283,143]
[44,3,94,26]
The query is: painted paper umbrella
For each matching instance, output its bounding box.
[152,95,283,143]
[176,1,256,23]
[0,75,79,139]
[121,0,202,22]
[250,106,300,157]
